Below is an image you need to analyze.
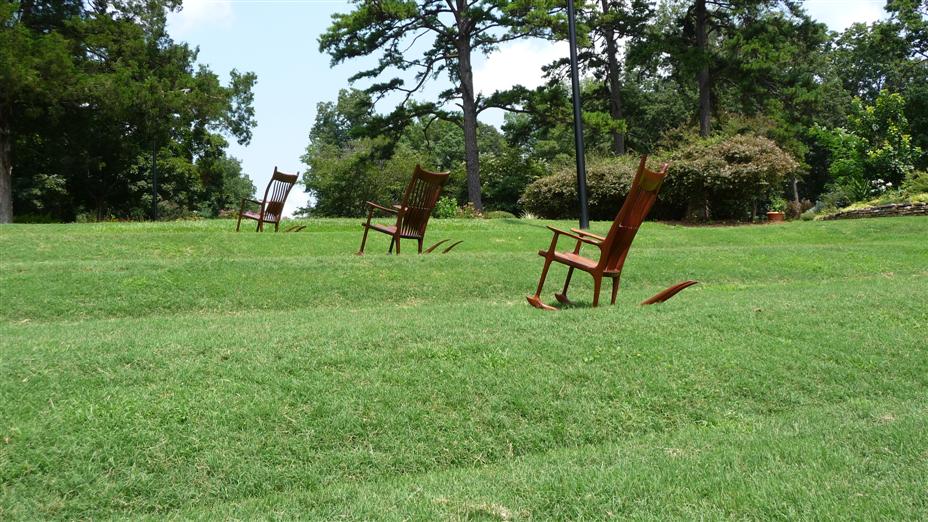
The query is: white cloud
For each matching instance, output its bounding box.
[167,0,234,37]
[473,39,570,97]
[803,0,885,31]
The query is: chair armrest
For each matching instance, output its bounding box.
[366,201,399,214]
[240,197,262,206]
[570,228,605,241]
[547,226,603,248]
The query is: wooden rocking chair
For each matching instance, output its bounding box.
[358,164,449,255]
[527,156,697,310]
[236,167,299,232]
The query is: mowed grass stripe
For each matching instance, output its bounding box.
[3,240,926,271]
[2,216,926,261]
[1,217,926,519]
[3,222,927,321]
[2,275,926,518]
[173,399,928,520]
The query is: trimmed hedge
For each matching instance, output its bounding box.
[520,155,645,220]
[665,134,799,220]
[520,134,799,221]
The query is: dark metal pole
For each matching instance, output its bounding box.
[151,140,158,220]
[567,0,589,229]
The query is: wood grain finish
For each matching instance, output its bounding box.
[358,164,450,255]
[236,167,299,232]
[527,156,697,309]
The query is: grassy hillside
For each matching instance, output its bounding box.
[2,217,927,519]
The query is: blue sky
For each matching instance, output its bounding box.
[166,0,888,215]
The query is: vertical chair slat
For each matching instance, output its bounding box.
[235,167,299,232]
[357,164,450,254]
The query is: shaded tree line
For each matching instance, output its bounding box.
[307,0,926,220]
[0,0,257,223]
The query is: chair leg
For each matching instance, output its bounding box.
[235,214,243,232]
[418,238,423,254]
[592,275,603,307]
[611,276,620,305]
[527,257,557,311]
[554,267,575,305]
[388,237,394,254]
[394,235,401,255]
[256,220,262,232]
[358,225,370,255]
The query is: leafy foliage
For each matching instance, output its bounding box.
[812,90,923,203]
[520,154,644,219]
[302,89,532,217]
[522,134,797,221]
[318,0,558,210]
[666,134,799,220]
[2,0,257,222]
[432,196,458,219]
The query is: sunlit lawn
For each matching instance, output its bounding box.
[1,216,926,519]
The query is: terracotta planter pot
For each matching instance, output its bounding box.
[766,211,785,222]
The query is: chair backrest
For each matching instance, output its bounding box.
[261,167,299,223]
[597,156,668,273]
[398,164,450,237]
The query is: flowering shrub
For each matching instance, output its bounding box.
[812,91,923,204]
[664,134,799,220]
[520,135,799,221]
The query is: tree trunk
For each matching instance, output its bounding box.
[695,0,711,137]
[455,18,483,211]
[0,107,12,224]
[601,0,625,155]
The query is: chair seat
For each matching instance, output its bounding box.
[538,250,619,275]
[240,210,280,223]
[367,223,422,239]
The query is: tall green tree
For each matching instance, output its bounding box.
[1,0,257,222]
[319,0,555,211]
[0,1,75,223]
[535,0,653,154]
[303,88,518,215]
[831,2,928,164]
[648,0,808,137]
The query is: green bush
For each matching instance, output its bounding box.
[520,155,643,219]
[521,135,799,221]
[769,198,788,213]
[433,196,458,219]
[665,134,799,221]
[814,184,859,213]
[480,151,547,214]
[902,170,928,195]
[811,91,923,206]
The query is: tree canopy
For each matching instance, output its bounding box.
[0,0,257,222]
[319,0,558,211]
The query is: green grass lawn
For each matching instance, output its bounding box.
[2,216,927,519]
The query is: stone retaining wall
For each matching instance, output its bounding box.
[822,202,928,220]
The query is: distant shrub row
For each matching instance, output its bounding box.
[520,134,800,221]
